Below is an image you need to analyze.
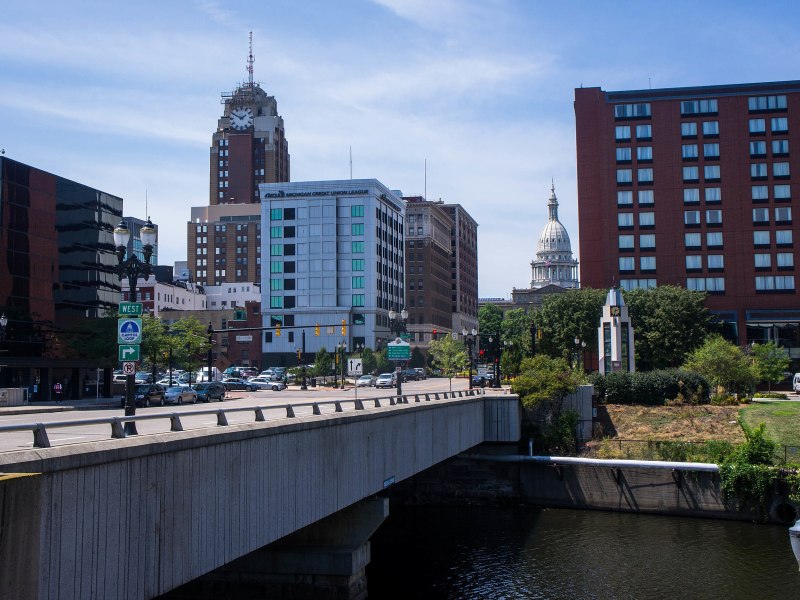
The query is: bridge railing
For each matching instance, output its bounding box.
[0,389,486,449]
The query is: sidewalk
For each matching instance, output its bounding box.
[0,397,120,416]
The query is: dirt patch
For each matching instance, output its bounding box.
[597,404,745,442]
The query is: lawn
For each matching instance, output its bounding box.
[740,402,800,447]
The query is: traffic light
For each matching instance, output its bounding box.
[315,323,320,336]
[341,319,347,335]
[432,328,437,339]
[479,349,485,359]
[276,322,281,337]
[296,349,302,363]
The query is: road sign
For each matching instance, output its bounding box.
[122,361,137,375]
[117,318,142,344]
[348,358,363,376]
[118,344,141,361]
[387,338,411,361]
[118,302,143,316]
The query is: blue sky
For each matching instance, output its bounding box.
[2,0,799,297]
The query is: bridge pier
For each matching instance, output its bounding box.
[162,497,389,600]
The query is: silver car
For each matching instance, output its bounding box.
[164,386,197,405]
[247,376,286,391]
[375,373,395,389]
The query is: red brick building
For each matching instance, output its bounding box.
[575,81,800,362]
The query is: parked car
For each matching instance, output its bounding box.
[119,383,165,408]
[240,368,259,380]
[194,382,226,402]
[375,373,395,389]
[134,372,153,384]
[401,369,419,382]
[164,386,197,405]
[248,376,286,391]
[471,375,489,388]
[793,373,800,393]
[414,367,427,380]
[221,377,258,392]
[356,374,376,387]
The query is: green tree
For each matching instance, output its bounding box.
[374,347,390,374]
[141,315,169,379]
[682,335,756,395]
[500,307,534,374]
[428,335,468,387]
[750,341,790,392]
[478,303,504,338]
[533,289,606,363]
[409,346,426,368]
[313,348,333,377]
[624,285,718,370]
[511,354,582,412]
[167,316,212,376]
[361,347,377,375]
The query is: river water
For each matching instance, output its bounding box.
[366,505,799,599]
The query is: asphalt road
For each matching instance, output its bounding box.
[0,378,480,454]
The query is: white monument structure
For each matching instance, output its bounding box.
[598,287,635,374]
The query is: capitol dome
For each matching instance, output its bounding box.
[531,183,579,289]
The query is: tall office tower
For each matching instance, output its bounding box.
[443,203,479,334]
[210,34,289,205]
[259,180,405,365]
[575,81,800,353]
[403,197,455,344]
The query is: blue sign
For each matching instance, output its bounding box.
[117,318,143,344]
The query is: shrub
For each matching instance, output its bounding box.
[593,369,709,405]
[753,392,788,400]
[710,393,739,406]
[719,419,778,518]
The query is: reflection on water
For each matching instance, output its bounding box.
[367,506,799,599]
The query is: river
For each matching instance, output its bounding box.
[366,505,799,599]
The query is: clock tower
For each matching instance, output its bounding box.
[210,33,290,205]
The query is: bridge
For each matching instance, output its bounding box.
[0,390,520,599]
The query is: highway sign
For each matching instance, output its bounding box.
[122,361,137,375]
[118,302,143,316]
[117,318,142,344]
[118,345,141,361]
[387,338,410,361]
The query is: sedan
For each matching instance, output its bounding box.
[194,382,226,402]
[221,377,258,392]
[248,376,286,391]
[375,373,395,389]
[356,375,376,387]
[164,386,197,405]
[120,384,165,408]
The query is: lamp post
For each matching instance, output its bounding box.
[300,329,307,390]
[462,327,477,389]
[206,322,214,383]
[389,308,408,396]
[338,340,347,389]
[114,219,156,435]
[0,313,7,342]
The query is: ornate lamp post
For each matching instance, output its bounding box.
[207,322,214,382]
[574,337,587,371]
[388,308,408,396]
[114,219,156,434]
[462,327,477,389]
[0,313,7,342]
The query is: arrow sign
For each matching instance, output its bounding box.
[118,318,142,344]
[118,345,140,361]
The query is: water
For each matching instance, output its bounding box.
[367,506,800,599]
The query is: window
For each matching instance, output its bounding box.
[617,191,633,205]
[619,257,635,271]
[703,143,720,158]
[774,185,791,200]
[637,146,653,161]
[750,141,767,157]
[773,139,789,156]
[351,241,364,253]
[639,234,656,249]
[637,168,653,183]
[270,226,282,239]
[683,166,699,181]
[753,231,771,246]
[640,256,656,271]
[771,117,789,133]
[618,235,634,249]
[680,99,717,115]
[270,208,283,220]
[636,124,652,139]
[614,103,651,118]
[270,244,283,256]
[748,95,787,111]
[707,255,724,270]
[752,186,769,201]
[617,169,632,184]
[686,255,702,270]
[615,125,631,140]
[775,207,792,223]
[683,188,700,203]
[749,119,766,134]
[616,147,632,162]
[704,165,720,180]
[681,122,697,137]
[706,232,723,247]
[270,279,283,291]
[352,259,365,271]
[777,230,793,245]
[682,144,698,159]
[755,254,772,269]
[618,213,634,228]
[685,233,701,248]
[351,205,365,217]
[706,209,723,225]
[352,294,365,307]
[684,210,701,226]
[638,190,654,205]
[773,162,790,178]
[687,277,725,292]
[639,212,655,227]
[751,163,767,178]
[702,121,719,136]
[270,296,283,308]
[777,253,794,268]
[352,276,364,289]
[270,261,282,273]
[351,223,365,235]
[705,188,722,203]
[756,276,795,291]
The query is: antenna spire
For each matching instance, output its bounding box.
[247,31,255,87]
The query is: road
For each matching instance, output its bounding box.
[0,378,481,454]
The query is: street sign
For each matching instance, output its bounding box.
[122,361,137,375]
[118,344,141,361]
[118,302,143,316]
[348,358,363,376]
[387,338,411,361]
[117,318,142,344]
[400,332,411,342]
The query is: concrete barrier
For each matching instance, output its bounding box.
[0,388,28,406]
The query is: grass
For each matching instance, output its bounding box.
[740,402,800,447]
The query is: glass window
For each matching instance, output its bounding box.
[352,294,365,307]
[351,205,365,217]
[704,165,720,180]
[352,276,364,289]
[753,208,769,223]
[640,256,656,271]
[703,143,720,158]
[616,147,632,161]
[777,253,794,268]
[270,261,282,273]
[639,234,656,249]
[270,279,283,291]
[682,144,698,159]
[351,241,364,253]
[270,296,283,308]
[680,99,717,115]
[685,233,701,247]
[683,166,699,181]
[752,186,769,201]
[755,276,774,291]
[773,162,790,177]
[617,169,632,183]
[754,254,771,268]
[614,103,651,118]
[270,226,282,239]
[638,190,654,205]
[619,257,635,271]
[749,119,766,133]
[637,168,653,183]
[777,276,795,290]
[777,230,793,245]
[639,212,655,227]
[753,231,770,245]
[270,244,283,256]
[771,117,789,133]
[706,232,723,247]
[617,191,633,205]
[618,213,634,227]
[681,122,697,137]
[705,188,722,202]
[750,141,767,156]
[706,210,722,224]
[707,255,724,269]
[270,208,283,220]
[351,223,365,235]
[772,139,789,155]
[775,207,792,222]
[683,188,700,203]
[702,121,719,136]
[751,163,767,178]
[615,125,631,140]
[685,255,702,270]
[636,124,652,139]
[352,259,365,271]
[618,235,634,249]
[637,146,653,160]
[748,95,787,111]
[684,210,701,225]
[774,185,791,200]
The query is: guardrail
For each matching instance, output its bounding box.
[0,389,485,449]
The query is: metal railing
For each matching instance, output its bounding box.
[0,389,485,449]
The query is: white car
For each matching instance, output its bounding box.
[357,375,376,387]
[248,376,286,391]
[164,386,197,405]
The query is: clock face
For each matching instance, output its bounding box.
[230,107,254,130]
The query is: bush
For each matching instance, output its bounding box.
[593,369,710,405]
[753,392,789,400]
[710,393,739,405]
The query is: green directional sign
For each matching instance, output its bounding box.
[118,302,143,316]
[387,340,411,361]
[118,344,141,361]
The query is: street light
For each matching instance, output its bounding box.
[207,322,214,382]
[389,308,408,396]
[462,327,477,389]
[574,336,587,372]
[114,219,156,435]
[0,313,7,342]
[338,340,348,389]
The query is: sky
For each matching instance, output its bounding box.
[2,0,800,298]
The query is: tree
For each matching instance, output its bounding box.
[533,289,606,362]
[313,348,333,377]
[141,315,169,379]
[511,355,582,412]
[500,307,534,375]
[361,348,377,375]
[409,346,426,369]
[374,347,390,374]
[682,335,756,395]
[750,341,790,392]
[428,335,468,388]
[624,286,718,370]
[167,316,212,376]
[478,303,504,338]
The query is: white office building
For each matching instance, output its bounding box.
[259,179,405,365]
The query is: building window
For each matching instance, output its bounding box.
[777,230,793,246]
[614,103,651,119]
[777,253,794,268]
[684,210,701,226]
[748,95,787,111]
[686,255,702,270]
[771,117,789,133]
[352,259,365,271]
[681,122,697,137]
[618,213,634,228]
[753,230,771,246]
[616,147,632,162]
[270,226,282,238]
[637,146,653,161]
[615,125,631,141]
[772,139,789,156]
[706,232,723,247]
[702,121,719,136]
[707,255,724,270]
[639,212,655,227]
[773,162,791,178]
[352,294,365,307]
[351,205,365,217]
[640,256,656,271]
[680,99,718,115]
[752,186,769,202]
[617,191,633,205]
[352,276,364,289]
[774,185,791,201]
[636,124,652,140]
[619,257,635,271]
[683,166,699,182]
[617,169,633,184]
[706,209,722,225]
[270,296,283,308]
[618,235,634,250]
[749,119,766,134]
[270,279,283,291]
[682,144,698,159]
[639,234,656,249]
[638,190,654,205]
[775,207,792,223]
[351,223,365,236]
[270,244,283,256]
[704,165,721,181]
[751,163,768,179]
[685,233,701,248]
[683,188,700,204]
[270,208,283,220]
[756,276,795,291]
[352,241,365,253]
[703,143,720,158]
[687,277,725,292]
[705,188,722,203]
[637,168,653,183]
[750,141,767,157]
[754,253,772,269]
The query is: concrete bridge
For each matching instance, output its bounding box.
[0,391,520,599]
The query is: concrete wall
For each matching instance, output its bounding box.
[0,394,519,600]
